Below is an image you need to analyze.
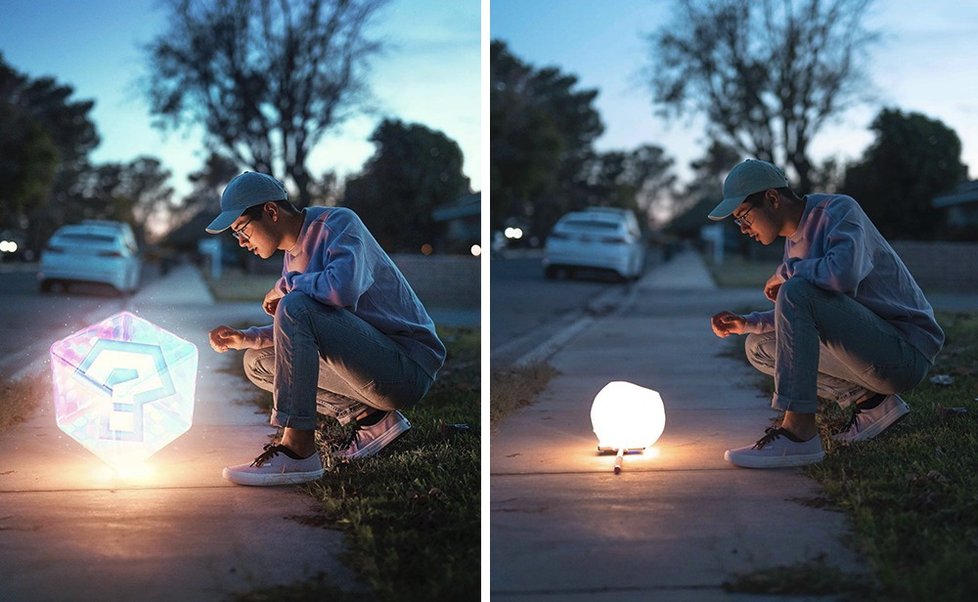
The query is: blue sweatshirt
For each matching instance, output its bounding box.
[241,206,446,378]
[743,194,944,363]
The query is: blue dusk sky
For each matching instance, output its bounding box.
[491,0,978,192]
[0,0,481,201]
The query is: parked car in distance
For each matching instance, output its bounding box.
[543,207,645,281]
[38,221,141,295]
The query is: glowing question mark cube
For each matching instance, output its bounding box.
[50,311,198,469]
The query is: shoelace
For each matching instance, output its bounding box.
[752,427,784,450]
[840,407,863,434]
[339,426,364,452]
[250,443,284,467]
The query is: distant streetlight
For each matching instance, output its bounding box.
[470,244,482,257]
[504,227,524,240]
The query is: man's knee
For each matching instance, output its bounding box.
[242,347,273,385]
[776,276,819,303]
[276,290,316,318]
[745,332,775,370]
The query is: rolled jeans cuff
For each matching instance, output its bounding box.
[771,392,818,414]
[269,407,318,431]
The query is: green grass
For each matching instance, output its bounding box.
[234,326,481,602]
[489,361,558,426]
[802,311,978,600]
[0,372,45,431]
[205,267,280,301]
[703,252,778,289]
[724,556,872,596]
[726,312,978,599]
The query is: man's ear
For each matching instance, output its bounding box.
[766,188,781,208]
[265,202,278,221]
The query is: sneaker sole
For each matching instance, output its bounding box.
[723,449,826,469]
[222,467,325,487]
[833,401,910,444]
[342,418,411,460]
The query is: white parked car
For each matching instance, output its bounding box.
[543,207,645,280]
[38,221,141,295]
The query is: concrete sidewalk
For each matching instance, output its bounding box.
[0,263,361,601]
[490,251,861,600]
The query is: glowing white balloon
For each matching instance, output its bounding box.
[591,381,666,453]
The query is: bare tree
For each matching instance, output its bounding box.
[647,0,877,192]
[144,0,385,205]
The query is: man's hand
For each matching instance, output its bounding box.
[262,289,283,316]
[764,272,785,302]
[209,325,246,353]
[711,311,747,338]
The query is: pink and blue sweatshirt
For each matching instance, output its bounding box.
[743,194,944,363]
[241,207,446,378]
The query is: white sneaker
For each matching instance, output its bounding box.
[223,443,325,486]
[833,394,910,444]
[724,427,825,468]
[337,410,411,460]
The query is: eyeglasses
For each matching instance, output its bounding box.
[733,204,756,229]
[231,218,254,242]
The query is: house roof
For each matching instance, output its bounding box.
[933,180,978,208]
[433,192,481,222]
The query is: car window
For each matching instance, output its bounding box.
[56,233,119,245]
[559,219,621,231]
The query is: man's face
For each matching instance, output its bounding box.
[230,208,274,259]
[732,192,778,246]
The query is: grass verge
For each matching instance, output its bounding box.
[804,311,978,600]
[724,556,872,596]
[0,372,46,431]
[204,267,279,301]
[489,361,558,427]
[234,325,480,602]
[724,312,978,599]
[702,252,778,289]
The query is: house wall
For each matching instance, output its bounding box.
[891,241,978,293]
[391,254,481,308]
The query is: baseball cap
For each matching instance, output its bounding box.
[205,171,288,234]
[708,159,789,221]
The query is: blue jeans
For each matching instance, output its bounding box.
[243,291,433,430]
[745,278,930,414]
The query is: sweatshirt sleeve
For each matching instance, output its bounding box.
[743,309,775,334]
[781,208,874,294]
[240,325,274,349]
[288,230,375,310]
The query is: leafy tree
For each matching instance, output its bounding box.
[582,145,675,225]
[342,119,470,252]
[144,0,385,206]
[0,54,98,228]
[647,0,877,193]
[181,152,241,219]
[842,108,967,240]
[0,113,59,225]
[682,140,741,210]
[666,140,741,238]
[491,40,603,236]
[0,54,99,253]
[70,157,174,244]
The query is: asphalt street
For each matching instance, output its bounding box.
[490,250,660,367]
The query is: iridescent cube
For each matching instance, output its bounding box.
[50,311,198,469]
